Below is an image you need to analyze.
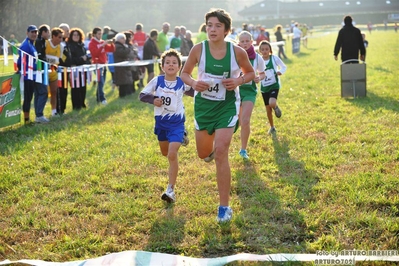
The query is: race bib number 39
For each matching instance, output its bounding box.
[158,88,178,113]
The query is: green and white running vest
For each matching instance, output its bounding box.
[194,41,241,128]
[261,55,280,93]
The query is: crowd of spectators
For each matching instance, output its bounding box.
[8,17,351,124]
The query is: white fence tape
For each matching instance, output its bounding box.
[1,250,399,266]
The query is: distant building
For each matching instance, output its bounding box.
[238,0,399,21]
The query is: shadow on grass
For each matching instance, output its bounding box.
[272,135,320,204]
[369,65,392,73]
[144,205,187,254]
[292,51,312,58]
[344,91,399,113]
[280,58,293,65]
[234,134,319,256]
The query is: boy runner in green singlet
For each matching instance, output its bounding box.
[181,8,255,223]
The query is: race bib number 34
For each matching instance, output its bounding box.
[201,74,226,101]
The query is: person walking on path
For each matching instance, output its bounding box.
[334,15,365,63]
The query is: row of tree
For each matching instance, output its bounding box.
[0,0,238,43]
[0,0,102,42]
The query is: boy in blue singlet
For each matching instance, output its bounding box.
[139,49,193,203]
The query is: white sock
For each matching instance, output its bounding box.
[167,184,174,192]
[52,109,57,115]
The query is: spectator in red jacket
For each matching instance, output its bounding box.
[89,27,115,104]
[256,28,269,46]
[133,23,147,88]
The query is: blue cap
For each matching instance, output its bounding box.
[27,25,38,32]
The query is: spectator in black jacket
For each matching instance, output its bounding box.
[143,29,161,83]
[68,28,90,110]
[124,31,140,94]
[34,24,51,123]
[334,16,365,63]
[58,23,72,114]
[113,33,135,98]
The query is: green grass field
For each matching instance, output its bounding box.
[0,29,398,265]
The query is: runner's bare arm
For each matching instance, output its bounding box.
[181,44,210,92]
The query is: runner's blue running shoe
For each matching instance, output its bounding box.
[239,149,249,160]
[217,206,233,223]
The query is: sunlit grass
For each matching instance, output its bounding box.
[0,30,398,264]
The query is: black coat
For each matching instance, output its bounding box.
[143,38,160,60]
[275,30,285,47]
[113,41,134,86]
[334,24,365,62]
[59,41,73,67]
[35,36,47,61]
[68,41,90,66]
